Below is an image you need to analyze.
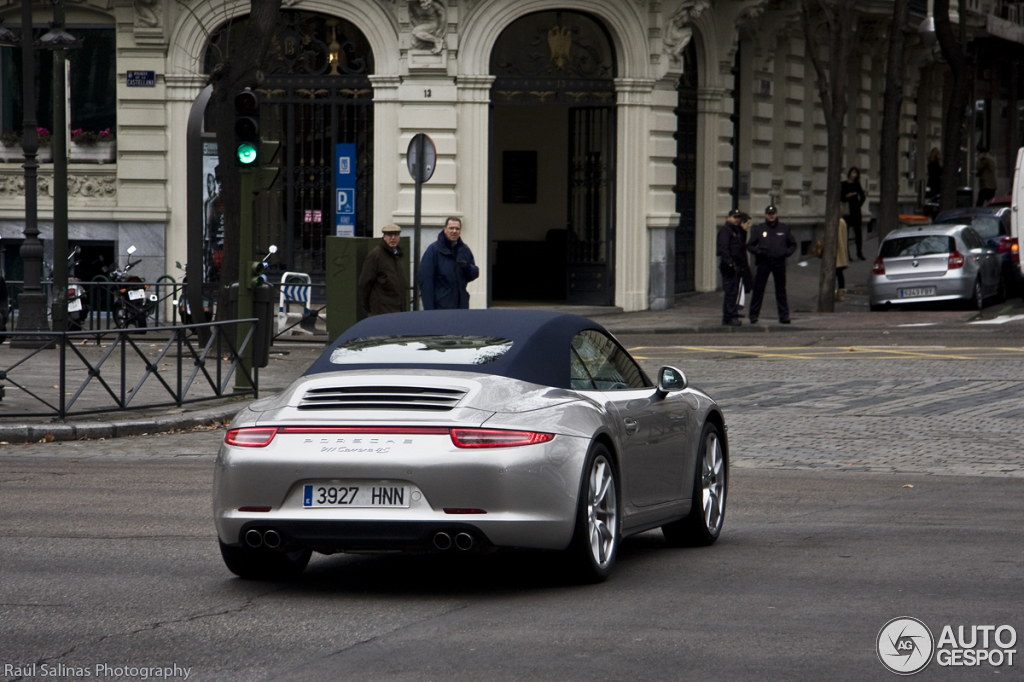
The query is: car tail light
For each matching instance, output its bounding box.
[948,250,965,269]
[998,236,1014,254]
[443,508,488,514]
[1011,238,1020,264]
[450,428,554,448]
[278,426,448,436]
[67,287,77,297]
[872,258,885,275]
[225,427,278,447]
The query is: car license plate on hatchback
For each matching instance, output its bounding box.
[898,287,936,299]
[303,483,410,508]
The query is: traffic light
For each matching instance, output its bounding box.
[234,88,260,166]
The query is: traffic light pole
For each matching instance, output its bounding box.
[235,168,255,393]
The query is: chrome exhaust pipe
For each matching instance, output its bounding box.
[263,529,282,549]
[433,531,452,551]
[455,532,474,551]
[244,529,263,548]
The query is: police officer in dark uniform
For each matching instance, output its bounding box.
[746,205,797,324]
[716,208,751,326]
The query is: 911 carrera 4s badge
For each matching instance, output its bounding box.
[303,483,411,508]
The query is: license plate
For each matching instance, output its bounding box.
[67,299,83,312]
[898,287,936,299]
[303,483,410,508]
[128,289,145,301]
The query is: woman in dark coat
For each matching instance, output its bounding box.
[418,217,479,309]
[840,167,866,261]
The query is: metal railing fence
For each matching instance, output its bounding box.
[0,319,258,420]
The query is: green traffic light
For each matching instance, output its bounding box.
[236,142,258,165]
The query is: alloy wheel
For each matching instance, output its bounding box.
[701,432,726,534]
[587,455,617,567]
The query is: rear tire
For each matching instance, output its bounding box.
[568,443,619,583]
[969,277,984,313]
[219,540,311,580]
[662,422,728,547]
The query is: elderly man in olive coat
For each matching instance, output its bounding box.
[358,224,409,315]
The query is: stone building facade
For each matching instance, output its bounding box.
[3,0,1015,313]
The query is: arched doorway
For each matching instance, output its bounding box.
[675,41,698,294]
[488,10,617,306]
[204,11,374,277]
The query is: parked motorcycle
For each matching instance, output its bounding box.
[105,245,158,329]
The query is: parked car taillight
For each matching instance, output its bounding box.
[998,236,1014,253]
[948,250,965,269]
[1011,238,1020,264]
[872,258,885,275]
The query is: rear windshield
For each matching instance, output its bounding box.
[329,335,513,366]
[934,215,1005,239]
[880,235,954,258]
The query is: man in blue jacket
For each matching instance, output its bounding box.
[418,217,479,309]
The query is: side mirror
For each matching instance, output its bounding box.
[127,245,137,255]
[175,261,183,270]
[73,246,81,255]
[268,244,278,255]
[656,366,687,397]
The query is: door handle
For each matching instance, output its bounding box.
[623,417,639,435]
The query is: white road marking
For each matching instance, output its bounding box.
[969,314,1024,325]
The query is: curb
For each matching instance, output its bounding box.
[0,403,243,444]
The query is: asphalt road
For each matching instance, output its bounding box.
[2,329,1023,681]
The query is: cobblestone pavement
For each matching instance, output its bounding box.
[3,342,1021,480]
[624,344,1024,478]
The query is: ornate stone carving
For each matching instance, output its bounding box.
[409,0,446,55]
[769,179,783,207]
[0,172,115,199]
[133,0,166,44]
[663,0,709,59]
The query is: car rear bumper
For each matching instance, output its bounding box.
[868,272,973,305]
[213,433,591,552]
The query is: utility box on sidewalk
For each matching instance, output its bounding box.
[325,236,410,341]
[226,283,274,368]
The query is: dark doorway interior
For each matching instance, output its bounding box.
[674,41,698,294]
[488,9,616,306]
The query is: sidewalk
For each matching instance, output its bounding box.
[0,232,980,443]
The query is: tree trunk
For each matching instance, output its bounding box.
[207,0,282,320]
[802,0,856,313]
[878,0,910,242]
[934,0,972,212]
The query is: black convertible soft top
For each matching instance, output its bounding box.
[303,309,609,389]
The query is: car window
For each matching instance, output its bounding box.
[570,347,596,390]
[571,330,650,391]
[880,235,954,258]
[330,335,512,365]
[961,228,984,250]
[965,218,1001,240]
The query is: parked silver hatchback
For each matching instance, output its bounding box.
[869,223,1002,311]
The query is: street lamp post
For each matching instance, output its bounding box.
[38,0,81,332]
[11,0,47,347]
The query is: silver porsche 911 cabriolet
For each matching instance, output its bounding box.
[214,310,728,582]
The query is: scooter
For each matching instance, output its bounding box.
[66,246,89,331]
[105,245,158,329]
[172,261,215,325]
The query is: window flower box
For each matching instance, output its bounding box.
[0,144,22,163]
[69,140,115,164]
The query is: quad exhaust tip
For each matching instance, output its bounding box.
[433,531,452,551]
[244,529,263,548]
[244,528,282,549]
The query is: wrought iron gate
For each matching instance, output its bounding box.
[207,12,374,278]
[568,106,616,305]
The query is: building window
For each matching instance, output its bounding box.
[0,26,116,140]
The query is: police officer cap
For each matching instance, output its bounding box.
[765,205,778,214]
[728,208,742,217]
[381,224,402,234]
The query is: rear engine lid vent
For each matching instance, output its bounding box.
[298,385,468,411]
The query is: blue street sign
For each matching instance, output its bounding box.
[335,143,356,237]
